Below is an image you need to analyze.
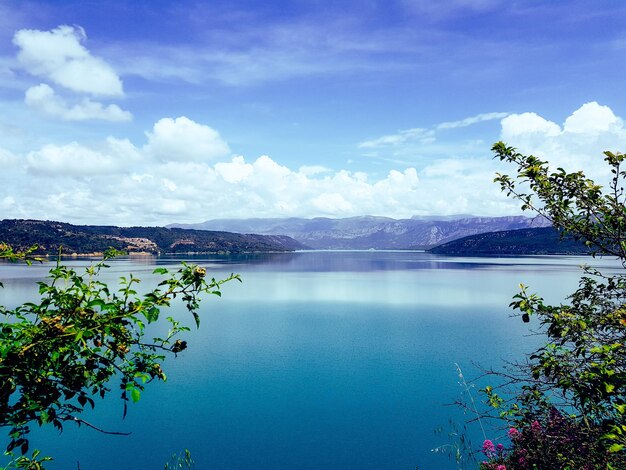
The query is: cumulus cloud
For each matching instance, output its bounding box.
[0,117,510,225]
[26,142,123,177]
[215,156,253,183]
[2,104,625,226]
[501,112,561,138]
[13,25,124,97]
[563,102,622,134]
[312,193,353,213]
[25,84,132,121]
[144,117,230,162]
[499,101,626,181]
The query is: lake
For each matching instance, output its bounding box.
[0,251,620,469]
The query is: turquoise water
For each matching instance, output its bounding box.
[0,251,618,469]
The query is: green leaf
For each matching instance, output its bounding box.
[87,299,106,309]
[130,388,141,403]
[145,306,160,323]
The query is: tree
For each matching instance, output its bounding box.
[479,142,626,469]
[0,246,240,468]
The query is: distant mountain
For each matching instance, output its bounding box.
[429,227,590,255]
[168,215,551,250]
[0,219,306,255]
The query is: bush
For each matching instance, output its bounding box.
[480,143,626,469]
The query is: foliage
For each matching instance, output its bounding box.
[164,449,194,470]
[0,243,43,267]
[432,364,483,469]
[1,449,52,469]
[481,142,626,468]
[0,246,240,465]
[431,419,479,470]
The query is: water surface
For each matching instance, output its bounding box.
[0,251,617,469]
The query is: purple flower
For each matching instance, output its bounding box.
[482,439,496,457]
[496,443,504,451]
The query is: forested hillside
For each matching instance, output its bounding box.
[0,219,306,255]
[429,226,590,255]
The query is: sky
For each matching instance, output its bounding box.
[1,0,626,226]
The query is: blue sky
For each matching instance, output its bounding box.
[1,0,626,225]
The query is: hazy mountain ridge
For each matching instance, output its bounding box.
[428,227,590,255]
[0,219,306,255]
[168,215,551,249]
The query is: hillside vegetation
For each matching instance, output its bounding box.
[0,219,306,255]
[429,226,590,255]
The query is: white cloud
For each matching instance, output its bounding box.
[0,103,521,224]
[437,112,509,129]
[106,16,419,87]
[24,84,132,121]
[13,25,124,97]
[359,111,508,151]
[2,103,625,226]
[0,147,17,165]
[144,117,230,162]
[563,102,622,134]
[215,156,253,183]
[157,199,188,215]
[312,193,353,213]
[499,101,626,182]
[0,196,15,210]
[0,127,512,225]
[359,128,435,148]
[501,112,561,138]
[298,165,331,176]
[26,141,125,177]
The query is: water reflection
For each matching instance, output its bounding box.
[162,250,617,273]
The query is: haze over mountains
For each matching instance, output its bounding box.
[169,215,551,250]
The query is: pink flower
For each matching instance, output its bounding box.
[496,443,504,451]
[531,420,541,432]
[508,427,520,439]
[497,466,507,470]
[482,439,495,456]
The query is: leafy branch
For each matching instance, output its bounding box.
[0,247,240,464]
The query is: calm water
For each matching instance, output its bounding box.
[0,251,620,469]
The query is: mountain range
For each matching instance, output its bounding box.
[168,215,552,250]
